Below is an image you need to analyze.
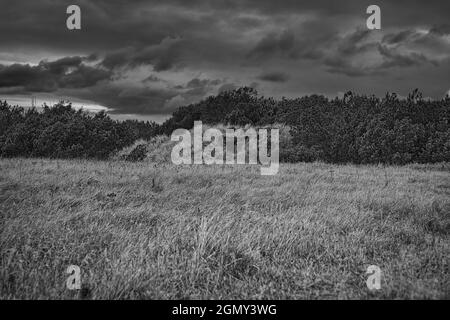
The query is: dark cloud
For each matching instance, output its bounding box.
[143,74,163,83]
[429,24,450,36]
[0,57,111,92]
[337,29,372,55]
[0,86,26,94]
[247,30,296,60]
[183,78,222,96]
[382,27,450,47]
[257,72,289,82]
[323,29,380,77]
[186,78,221,89]
[323,27,446,77]
[58,82,180,114]
[382,30,419,44]
[100,38,183,71]
[377,44,438,68]
[1,0,450,114]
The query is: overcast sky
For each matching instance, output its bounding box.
[0,0,449,121]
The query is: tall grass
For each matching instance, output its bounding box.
[0,159,449,299]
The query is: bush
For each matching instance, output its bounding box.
[125,144,148,161]
[2,88,449,165]
[0,101,158,159]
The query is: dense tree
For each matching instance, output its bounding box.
[0,101,158,159]
[1,87,449,164]
[159,88,450,164]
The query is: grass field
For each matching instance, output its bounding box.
[0,158,449,299]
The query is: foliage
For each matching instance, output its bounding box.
[159,88,450,164]
[0,101,158,159]
[1,87,449,164]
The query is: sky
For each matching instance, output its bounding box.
[0,0,449,122]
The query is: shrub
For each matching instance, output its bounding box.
[0,101,158,159]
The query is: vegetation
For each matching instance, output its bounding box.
[159,88,450,164]
[1,88,449,164]
[0,101,158,159]
[1,90,448,298]
[2,87,449,164]
[1,159,448,299]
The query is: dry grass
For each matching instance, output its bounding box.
[0,158,449,299]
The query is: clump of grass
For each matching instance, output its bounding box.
[112,139,149,161]
[151,176,164,193]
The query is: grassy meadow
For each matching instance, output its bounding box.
[0,158,449,299]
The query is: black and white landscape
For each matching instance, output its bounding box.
[0,0,449,300]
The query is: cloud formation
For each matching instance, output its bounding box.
[0,0,449,115]
[257,72,290,82]
[0,57,111,92]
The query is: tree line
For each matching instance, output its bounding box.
[158,87,450,164]
[0,101,158,159]
[1,87,449,164]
